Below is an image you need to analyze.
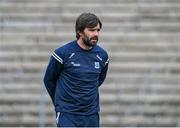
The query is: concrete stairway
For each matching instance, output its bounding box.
[0,0,180,127]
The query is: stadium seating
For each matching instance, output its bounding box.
[0,0,180,126]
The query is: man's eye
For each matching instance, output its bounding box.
[89,29,95,31]
[89,29,100,32]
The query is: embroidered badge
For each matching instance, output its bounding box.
[95,62,100,69]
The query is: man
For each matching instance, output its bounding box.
[44,12,109,127]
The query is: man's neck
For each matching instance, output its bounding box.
[77,39,92,50]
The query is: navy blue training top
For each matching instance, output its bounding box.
[44,40,109,115]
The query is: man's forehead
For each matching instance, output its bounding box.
[87,24,100,29]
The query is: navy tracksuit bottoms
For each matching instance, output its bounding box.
[56,112,99,127]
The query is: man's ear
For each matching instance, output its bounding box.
[78,31,83,37]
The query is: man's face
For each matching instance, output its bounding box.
[81,23,101,47]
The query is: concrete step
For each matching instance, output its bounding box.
[1,3,180,15]
[0,51,178,64]
[0,114,55,127]
[0,73,42,84]
[1,25,180,34]
[1,24,180,34]
[1,23,180,34]
[0,61,46,73]
[1,12,180,23]
[0,39,179,50]
[0,92,179,105]
[0,83,179,100]
[101,93,180,105]
[1,12,180,20]
[101,104,180,121]
[0,41,179,56]
[1,33,179,43]
[2,31,179,35]
[0,103,53,115]
[1,0,180,5]
[0,93,51,104]
[1,83,179,95]
[0,60,179,75]
[0,100,178,126]
[1,22,180,27]
[1,19,180,26]
[1,32,179,39]
[100,84,180,95]
[0,52,50,63]
[105,74,180,85]
[110,62,180,70]
[1,41,179,52]
[101,114,179,127]
[0,83,41,94]
[0,0,140,4]
[0,44,179,56]
[1,72,180,84]
[1,112,177,127]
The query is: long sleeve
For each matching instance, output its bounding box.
[99,58,109,86]
[43,52,63,104]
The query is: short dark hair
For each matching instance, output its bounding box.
[75,12,102,39]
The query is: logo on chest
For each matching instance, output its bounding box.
[71,62,80,67]
[94,62,100,69]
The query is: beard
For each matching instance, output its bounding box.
[82,34,98,47]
